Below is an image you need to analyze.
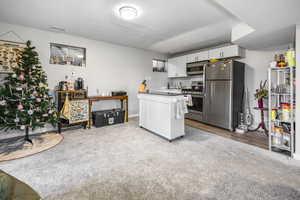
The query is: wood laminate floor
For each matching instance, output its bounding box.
[185,119,269,150]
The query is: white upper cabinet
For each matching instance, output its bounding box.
[187,51,209,63]
[208,45,243,60]
[167,45,243,78]
[167,56,187,78]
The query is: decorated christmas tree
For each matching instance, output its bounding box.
[0,41,57,143]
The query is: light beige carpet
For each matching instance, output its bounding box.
[0,132,63,162]
[0,118,300,200]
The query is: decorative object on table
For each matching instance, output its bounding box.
[268,65,295,157]
[0,41,58,144]
[111,91,127,96]
[59,80,68,90]
[249,80,269,135]
[66,79,75,90]
[138,80,147,93]
[56,90,89,133]
[254,80,268,108]
[152,59,166,72]
[0,170,41,199]
[0,40,25,74]
[50,43,86,67]
[74,77,84,90]
[0,132,63,162]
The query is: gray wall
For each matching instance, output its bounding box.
[0,22,168,116]
[0,22,168,138]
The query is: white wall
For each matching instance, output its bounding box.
[238,49,286,128]
[0,22,168,116]
[295,25,300,159]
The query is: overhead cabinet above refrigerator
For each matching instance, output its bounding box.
[208,45,244,60]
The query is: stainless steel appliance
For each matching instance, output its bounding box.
[183,81,205,121]
[187,61,207,76]
[203,60,245,131]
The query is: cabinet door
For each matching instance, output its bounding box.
[187,53,197,63]
[139,99,147,127]
[222,45,240,58]
[167,58,177,78]
[205,80,232,130]
[208,48,223,59]
[194,51,209,61]
[176,56,187,77]
[187,51,209,63]
[168,56,187,77]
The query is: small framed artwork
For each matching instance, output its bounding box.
[50,43,86,67]
[0,40,25,74]
[152,59,167,72]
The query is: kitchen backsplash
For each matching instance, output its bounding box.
[169,75,203,88]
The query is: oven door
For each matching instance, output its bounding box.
[185,94,204,121]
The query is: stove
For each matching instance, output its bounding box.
[183,81,205,121]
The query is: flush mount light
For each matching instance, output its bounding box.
[119,6,138,20]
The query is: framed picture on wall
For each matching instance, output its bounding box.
[152,59,167,72]
[0,40,25,74]
[50,43,86,67]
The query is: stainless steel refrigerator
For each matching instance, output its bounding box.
[203,60,245,131]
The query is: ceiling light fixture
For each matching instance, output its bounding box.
[119,6,138,20]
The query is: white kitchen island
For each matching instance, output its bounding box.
[137,92,186,141]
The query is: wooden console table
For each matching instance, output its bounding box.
[88,95,128,128]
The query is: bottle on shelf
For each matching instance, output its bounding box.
[286,45,296,67]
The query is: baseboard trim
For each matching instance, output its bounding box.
[129,114,139,118]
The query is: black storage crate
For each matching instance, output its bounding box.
[92,109,125,128]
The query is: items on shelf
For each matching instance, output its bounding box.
[268,51,295,157]
[58,76,85,91]
[270,46,296,68]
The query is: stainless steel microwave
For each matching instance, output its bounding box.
[186,61,208,76]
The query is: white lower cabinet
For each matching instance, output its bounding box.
[138,94,185,141]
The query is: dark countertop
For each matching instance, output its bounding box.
[139,92,183,96]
